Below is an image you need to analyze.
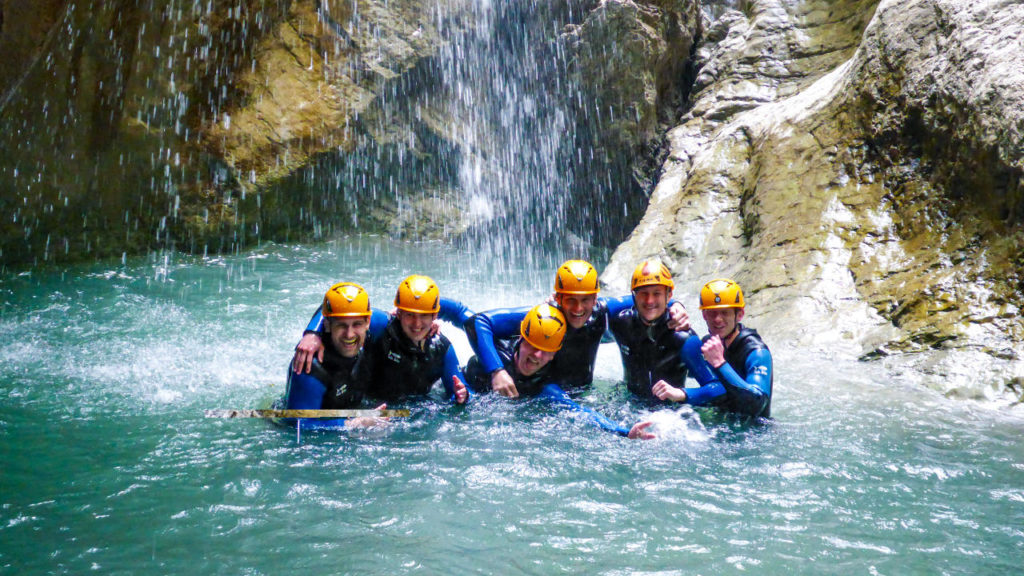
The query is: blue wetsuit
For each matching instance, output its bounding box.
[704,325,773,418]
[305,298,474,404]
[286,308,390,410]
[282,308,390,428]
[286,350,369,410]
[464,337,635,437]
[465,296,635,391]
[608,307,723,405]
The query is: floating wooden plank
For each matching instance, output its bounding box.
[205,409,410,419]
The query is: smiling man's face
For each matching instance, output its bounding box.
[329,317,370,358]
[634,285,671,323]
[556,293,597,329]
[515,339,556,376]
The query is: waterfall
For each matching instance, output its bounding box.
[1,0,686,271]
[310,0,647,271]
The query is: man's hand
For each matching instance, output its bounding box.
[292,333,325,374]
[345,403,390,428]
[453,376,469,404]
[667,302,691,332]
[628,421,656,440]
[652,379,687,403]
[701,336,726,369]
[491,369,519,398]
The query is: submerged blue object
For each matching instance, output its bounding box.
[537,384,631,436]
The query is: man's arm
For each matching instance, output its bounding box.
[652,335,725,405]
[464,307,530,374]
[442,346,471,404]
[439,297,475,328]
[602,295,689,332]
[716,348,772,407]
[293,309,327,374]
[366,308,390,339]
[602,295,634,317]
[678,335,726,405]
[304,308,325,334]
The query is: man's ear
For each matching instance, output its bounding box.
[736,308,746,323]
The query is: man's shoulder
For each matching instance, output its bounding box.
[430,331,453,350]
[733,325,769,354]
[607,305,637,326]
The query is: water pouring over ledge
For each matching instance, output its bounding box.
[2,0,691,266]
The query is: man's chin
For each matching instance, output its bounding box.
[336,341,361,356]
[518,363,539,377]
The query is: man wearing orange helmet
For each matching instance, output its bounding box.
[464,304,655,439]
[283,282,388,427]
[696,279,772,418]
[466,259,689,397]
[609,260,724,407]
[293,275,473,405]
[366,275,470,403]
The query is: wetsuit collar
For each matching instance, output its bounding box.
[638,308,669,328]
[723,323,743,349]
[387,319,429,353]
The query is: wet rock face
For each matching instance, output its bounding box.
[0,1,68,99]
[0,0,461,264]
[0,0,701,264]
[848,1,1024,348]
[562,0,701,227]
[605,0,1024,399]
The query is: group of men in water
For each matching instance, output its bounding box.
[285,259,773,437]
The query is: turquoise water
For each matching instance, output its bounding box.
[2,238,1022,574]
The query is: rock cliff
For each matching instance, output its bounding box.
[0,0,472,263]
[604,0,1024,401]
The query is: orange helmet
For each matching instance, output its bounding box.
[519,304,567,352]
[554,260,600,295]
[394,275,441,314]
[699,278,745,309]
[322,282,372,318]
[631,260,674,291]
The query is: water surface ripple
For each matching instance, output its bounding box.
[2,240,1022,574]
